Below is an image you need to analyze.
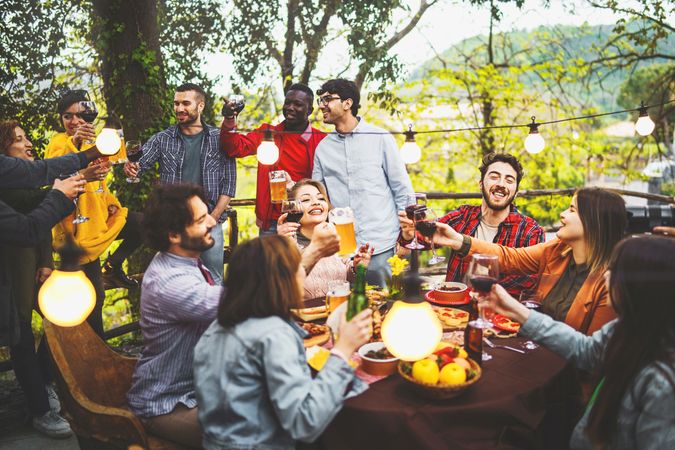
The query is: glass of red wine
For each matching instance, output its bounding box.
[415,208,445,265]
[58,172,89,224]
[466,254,499,329]
[281,200,304,241]
[222,94,245,117]
[125,140,143,183]
[404,193,427,250]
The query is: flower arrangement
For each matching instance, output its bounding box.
[386,255,409,299]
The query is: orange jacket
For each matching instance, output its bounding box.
[469,238,615,335]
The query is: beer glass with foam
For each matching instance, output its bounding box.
[329,207,357,256]
[269,170,288,204]
[325,281,350,313]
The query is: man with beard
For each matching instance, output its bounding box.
[399,152,544,296]
[220,83,326,235]
[312,79,413,288]
[124,83,236,284]
[127,184,342,447]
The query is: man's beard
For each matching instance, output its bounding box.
[180,230,214,253]
[177,108,200,126]
[481,185,516,211]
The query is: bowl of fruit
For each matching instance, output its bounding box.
[398,342,481,400]
[358,342,399,376]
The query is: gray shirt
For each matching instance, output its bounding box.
[179,130,204,185]
[127,251,224,417]
[312,118,413,255]
[521,312,675,450]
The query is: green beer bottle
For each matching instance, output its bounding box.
[346,264,368,321]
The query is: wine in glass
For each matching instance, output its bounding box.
[125,140,143,183]
[519,289,542,312]
[222,94,245,117]
[404,193,427,250]
[59,172,89,224]
[466,254,499,329]
[281,200,304,223]
[415,208,446,265]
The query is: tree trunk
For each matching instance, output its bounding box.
[89,0,167,141]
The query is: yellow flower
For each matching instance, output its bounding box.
[387,255,409,277]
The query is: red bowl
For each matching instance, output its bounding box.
[431,282,468,304]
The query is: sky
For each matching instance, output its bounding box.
[204,0,625,96]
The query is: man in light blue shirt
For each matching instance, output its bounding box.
[312,79,413,287]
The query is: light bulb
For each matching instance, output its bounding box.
[95,128,122,156]
[257,130,279,165]
[524,116,545,154]
[634,104,655,136]
[381,300,443,361]
[38,270,96,327]
[400,124,421,164]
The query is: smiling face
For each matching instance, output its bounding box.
[5,127,34,160]
[556,195,585,244]
[61,102,87,137]
[174,195,216,255]
[174,90,204,126]
[317,91,352,125]
[282,90,312,128]
[293,183,329,227]
[479,161,518,211]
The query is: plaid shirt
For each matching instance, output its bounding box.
[441,204,544,295]
[138,123,236,220]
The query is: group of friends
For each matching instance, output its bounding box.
[0,77,673,449]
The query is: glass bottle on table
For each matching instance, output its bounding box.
[346,264,368,321]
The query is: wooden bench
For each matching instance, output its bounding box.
[43,319,189,449]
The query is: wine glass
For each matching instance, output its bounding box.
[222,94,245,117]
[404,193,427,250]
[125,140,143,183]
[466,254,499,329]
[519,289,542,312]
[59,172,89,224]
[281,200,304,224]
[415,208,445,265]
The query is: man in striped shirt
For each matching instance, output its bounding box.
[127,184,341,447]
[399,153,544,296]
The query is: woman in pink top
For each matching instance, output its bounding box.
[277,179,373,299]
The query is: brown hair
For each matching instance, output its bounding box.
[0,119,20,154]
[586,235,675,447]
[479,152,524,187]
[142,184,208,252]
[289,178,332,210]
[576,188,626,275]
[218,235,303,328]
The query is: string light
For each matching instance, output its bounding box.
[257,128,280,165]
[95,128,122,155]
[400,124,422,164]
[634,101,656,137]
[524,116,545,154]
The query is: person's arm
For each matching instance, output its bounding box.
[152,269,224,322]
[137,133,162,173]
[496,221,547,295]
[300,222,340,275]
[218,153,237,207]
[634,368,675,450]
[219,122,265,158]
[210,194,232,222]
[467,232,550,276]
[311,148,325,187]
[0,191,74,246]
[381,133,414,211]
[0,152,96,189]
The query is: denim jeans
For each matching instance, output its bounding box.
[200,224,224,285]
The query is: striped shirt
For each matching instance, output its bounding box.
[127,251,224,418]
[138,123,237,221]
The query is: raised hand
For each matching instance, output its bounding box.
[53,173,86,200]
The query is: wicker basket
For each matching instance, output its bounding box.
[398,359,482,400]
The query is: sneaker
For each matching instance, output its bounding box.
[102,260,139,289]
[45,385,61,412]
[32,410,72,439]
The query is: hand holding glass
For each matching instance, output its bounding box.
[466,254,499,329]
[404,193,427,250]
[329,207,357,257]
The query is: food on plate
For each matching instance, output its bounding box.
[403,343,478,386]
[492,314,521,333]
[439,363,467,385]
[370,308,383,342]
[364,346,395,360]
[412,359,440,384]
[434,307,470,328]
[436,282,464,292]
[299,322,329,338]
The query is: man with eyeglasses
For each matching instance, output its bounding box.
[312,79,413,288]
[219,83,326,235]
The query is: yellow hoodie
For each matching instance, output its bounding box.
[45,133,128,264]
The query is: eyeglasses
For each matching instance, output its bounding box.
[316,96,342,107]
[61,113,84,120]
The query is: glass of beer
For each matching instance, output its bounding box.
[325,281,350,313]
[269,170,288,204]
[329,207,357,256]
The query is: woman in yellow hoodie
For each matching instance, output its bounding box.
[45,90,142,337]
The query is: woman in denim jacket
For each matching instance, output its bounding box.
[194,235,372,450]
[479,235,675,450]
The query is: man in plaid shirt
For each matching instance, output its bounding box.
[125,83,236,284]
[399,153,543,296]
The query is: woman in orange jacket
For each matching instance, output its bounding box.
[401,188,626,335]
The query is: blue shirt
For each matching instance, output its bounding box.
[127,251,224,418]
[312,119,413,255]
[138,123,236,221]
[194,316,367,450]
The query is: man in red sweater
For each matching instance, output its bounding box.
[220,84,326,234]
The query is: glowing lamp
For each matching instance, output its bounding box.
[400,124,421,164]
[524,116,545,154]
[95,128,122,156]
[381,251,442,361]
[634,102,655,136]
[38,236,95,327]
[257,128,279,165]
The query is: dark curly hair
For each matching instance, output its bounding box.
[316,79,360,116]
[142,184,208,252]
[479,152,524,187]
[0,119,20,154]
